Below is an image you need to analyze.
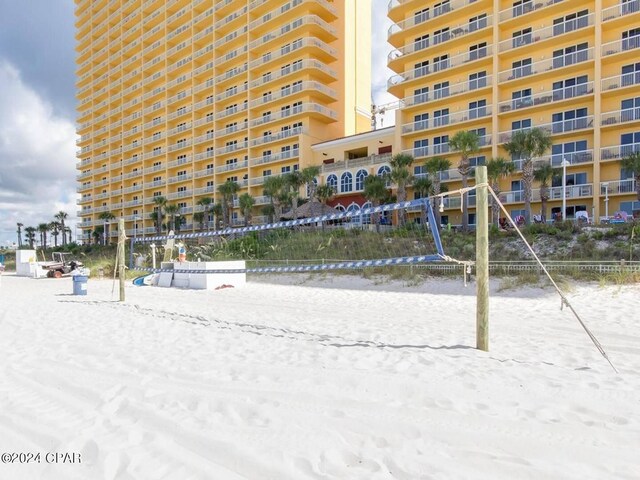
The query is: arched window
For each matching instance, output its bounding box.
[361,201,372,224]
[334,203,346,212]
[346,202,360,224]
[377,165,391,187]
[355,169,368,190]
[327,174,338,191]
[340,171,353,193]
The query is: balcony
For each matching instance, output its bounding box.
[167,189,193,200]
[215,102,248,120]
[602,0,640,21]
[498,0,566,23]
[249,37,336,70]
[216,82,248,102]
[321,153,393,173]
[388,16,492,65]
[404,134,492,159]
[216,159,249,173]
[601,108,640,127]
[600,142,640,161]
[250,103,337,127]
[216,121,248,139]
[215,141,248,155]
[602,36,640,57]
[498,82,594,114]
[388,0,476,40]
[512,150,594,171]
[250,126,304,147]
[498,14,593,53]
[534,184,593,201]
[249,81,337,108]
[248,16,337,51]
[168,173,193,184]
[389,47,492,89]
[401,106,492,135]
[602,71,640,92]
[249,59,337,89]
[250,148,300,166]
[249,0,337,33]
[600,179,637,195]
[499,116,594,143]
[498,48,593,83]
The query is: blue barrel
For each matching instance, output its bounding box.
[72,275,88,296]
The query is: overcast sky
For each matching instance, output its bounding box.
[0,0,395,246]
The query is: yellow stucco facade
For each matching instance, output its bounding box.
[75,0,371,239]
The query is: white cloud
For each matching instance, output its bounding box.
[371,0,398,128]
[0,60,78,246]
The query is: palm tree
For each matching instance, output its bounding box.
[193,212,206,231]
[218,180,240,227]
[424,156,451,230]
[486,157,516,226]
[534,163,559,223]
[50,221,61,248]
[301,166,320,200]
[620,151,640,203]
[448,130,480,231]
[98,211,116,245]
[164,204,179,232]
[24,226,36,249]
[92,226,104,245]
[54,211,68,245]
[153,196,167,234]
[263,175,285,221]
[65,226,73,244]
[196,197,213,230]
[315,184,336,231]
[364,175,389,232]
[389,153,415,226]
[238,193,255,226]
[16,222,23,248]
[503,128,552,225]
[283,171,305,220]
[211,202,223,230]
[38,223,50,250]
[413,176,434,226]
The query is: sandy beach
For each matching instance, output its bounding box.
[0,273,638,480]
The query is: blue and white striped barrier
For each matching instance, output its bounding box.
[131,254,445,275]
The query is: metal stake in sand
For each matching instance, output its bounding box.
[475,166,489,351]
[118,218,126,302]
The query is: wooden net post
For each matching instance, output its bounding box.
[476,166,489,351]
[118,218,126,302]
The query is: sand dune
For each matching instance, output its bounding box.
[0,273,638,479]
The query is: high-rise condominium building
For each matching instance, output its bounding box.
[388,0,640,224]
[75,0,371,241]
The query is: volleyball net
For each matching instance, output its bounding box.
[128,197,466,275]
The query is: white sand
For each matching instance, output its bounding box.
[0,273,638,480]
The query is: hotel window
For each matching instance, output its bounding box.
[552,140,588,165]
[414,87,429,104]
[415,7,430,24]
[434,108,449,127]
[415,34,429,51]
[340,172,353,193]
[433,28,450,45]
[553,75,589,100]
[414,139,429,157]
[623,28,640,50]
[551,108,588,133]
[355,169,368,190]
[327,174,338,190]
[621,62,640,86]
[469,71,487,89]
[469,42,488,60]
[512,28,532,48]
[469,14,488,30]
[511,88,532,110]
[433,135,449,154]
[433,1,449,16]
[512,0,533,18]
[434,81,449,99]
[414,113,429,131]
[620,97,640,122]
[552,43,588,68]
[469,99,487,118]
[511,58,532,79]
[434,54,449,72]
[553,10,589,35]
[414,60,430,77]
[512,119,532,131]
